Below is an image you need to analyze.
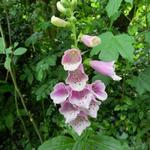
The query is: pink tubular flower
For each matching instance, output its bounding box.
[69,88,93,109]
[90,80,108,101]
[66,64,88,91]
[90,60,122,81]
[59,101,80,123]
[69,113,90,136]
[88,100,100,118]
[50,83,69,104]
[81,35,101,47]
[61,49,82,71]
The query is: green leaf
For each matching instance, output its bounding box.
[36,69,44,81]
[72,140,95,150]
[147,12,150,26]
[129,68,150,95]
[5,114,14,130]
[0,37,5,54]
[124,0,133,4]
[91,32,134,61]
[14,47,27,55]
[145,32,150,44]
[38,136,75,150]
[4,55,11,70]
[88,134,124,150]
[72,134,125,150]
[106,0,122,18]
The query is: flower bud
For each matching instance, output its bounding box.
[56,2,67,14]
[81,35,101,47]
[51,16,68,27]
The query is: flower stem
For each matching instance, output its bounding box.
[10,69,43,144]
[14,90,31,143]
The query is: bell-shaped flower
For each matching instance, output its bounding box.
[81,35,101,47]
[90,60,122,81]
[88,100,100,118]
[50,83,69,104]
[59,101,80,123]
[66,64,88,91]
[69,88,92,109]
[69,112,90,136]
[51,16,68,27]
[56,2,67,14]
[90,80,108,101]
[61,49,82,71]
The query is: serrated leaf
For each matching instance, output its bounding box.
[38,136,75,150]
[0,37,5,54]
[4,55,11,70]
[91,32,134,61]
[106,0,123,18]
[115,34,134,61]
[14,47,27,55]
[129,68,150,95]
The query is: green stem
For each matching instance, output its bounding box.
[0,23,6,52]
[14,90,31,143]
[2,9,43,144]
[10,69,43,144]
[70,11,78,48]
[72,22,78,48]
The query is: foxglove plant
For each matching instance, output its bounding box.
[50,0,121,136]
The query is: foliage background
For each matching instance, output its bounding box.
[0,0,150,149]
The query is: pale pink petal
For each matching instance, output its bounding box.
[50,83,69,104]
[81,35,101,47]
[69,115,90,136]
[90,60,122,81]
[66,64,88,91]
[61,49,82,71]
[91,80,107,101]
[69,88,93,109]
[59,101,80,123]
[88,100,100,118]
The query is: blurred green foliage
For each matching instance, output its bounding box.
[0,0,150,149]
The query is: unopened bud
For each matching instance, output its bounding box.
[56,2,67,14]
[51,16,68,27]
[81,35,101,47]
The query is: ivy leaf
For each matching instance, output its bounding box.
[0,37,5,54]
[38,136,75,150]
[90,32,134,61]
[106,0,123,18]
[4,55,11,71]
[14,47,27,55]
